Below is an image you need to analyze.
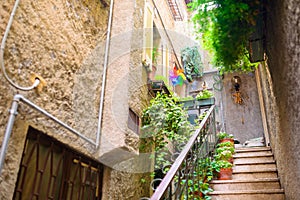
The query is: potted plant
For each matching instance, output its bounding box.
[195,89,215,107]
[185,179,213,199]
[214,148,234,163]
[217,132,234,144]
[178,96,195,108]
[212,160,233,180]
[180,46,204,82]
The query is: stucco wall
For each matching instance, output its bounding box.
[261,0,300,199]
[222,72,264,144]
[0,0,110,198]
[0,0,191,199]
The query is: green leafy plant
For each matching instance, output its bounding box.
[190,0,261,73]
[178,96,194,101]
[181,46,203,81]
[217,141,234,148]
[211,160,233,173]
[217,132,234,140]
[196,89,214,100]
[181,179,213,200]
[214,149,233,161]
[152,46,160,65]
[195,111,208,124]
[141,93,194,174]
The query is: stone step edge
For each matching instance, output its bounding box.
[209,189,284,195]
[233,168,277,174]
[233,153,273,158]
[210,178,279,184]
[235,147,271,153]
[234,160,276,165]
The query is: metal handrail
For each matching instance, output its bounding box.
[149,105,217,200]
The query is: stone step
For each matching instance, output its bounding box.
[233,163,277,172]
[234,151,273,158]
[235,147,271,153]
[234,160,275,165]
[232,168,278,179]
[210,178,281,191]
[210,189,285,200]
[234,154,274,164]
[234,150,272,157]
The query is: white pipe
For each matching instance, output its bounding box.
[96,0,114,148]
[0,94,98,175]
[0,0,39,91]
[0,94,21,175]
[0,1,114,174]
[20,96,96,145]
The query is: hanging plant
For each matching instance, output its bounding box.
[190,0,261,73]
[180,46,203,82]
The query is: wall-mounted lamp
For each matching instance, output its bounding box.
[231,76,243,105]
[232,76,241,92]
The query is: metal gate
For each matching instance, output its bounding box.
[13,127,103,200]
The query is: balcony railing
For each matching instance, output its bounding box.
[141,105,217,199]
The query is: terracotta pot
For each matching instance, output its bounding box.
[192,191,203,197]
[219,138,234,145]
[228,157,234,164]
[218,168,233,180]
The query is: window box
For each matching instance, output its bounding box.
[195,97,215,107]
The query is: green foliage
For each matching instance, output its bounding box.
[178,96,194,101]
[141,93,194,169]
[217,132,234,140]
[196,89,214,100]
[190,0,261,73]
[211,160,233,172]
[217,141,234,148]
[181,46,203,81]
[214,148,233,161]
[195,111,208,124]
[152,46,160,65]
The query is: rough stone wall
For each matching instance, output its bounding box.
[261,0,300,199]
[222,72,264,144]
[0,0,192,199]
[0,0,109,198]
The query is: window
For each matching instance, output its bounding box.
[128,108,140,134]
[13,127,103,200]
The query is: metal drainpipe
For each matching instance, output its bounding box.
[0,94,21,175]
[0,0,39,91]
[0,1,114,174]
[96,0,114,148]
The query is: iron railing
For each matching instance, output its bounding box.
[143,105,217,200]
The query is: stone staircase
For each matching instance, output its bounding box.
[209,146,285,200]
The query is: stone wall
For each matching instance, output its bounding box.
[260,0,300,199]
[0,0,192,199]
[0,0,109,198]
